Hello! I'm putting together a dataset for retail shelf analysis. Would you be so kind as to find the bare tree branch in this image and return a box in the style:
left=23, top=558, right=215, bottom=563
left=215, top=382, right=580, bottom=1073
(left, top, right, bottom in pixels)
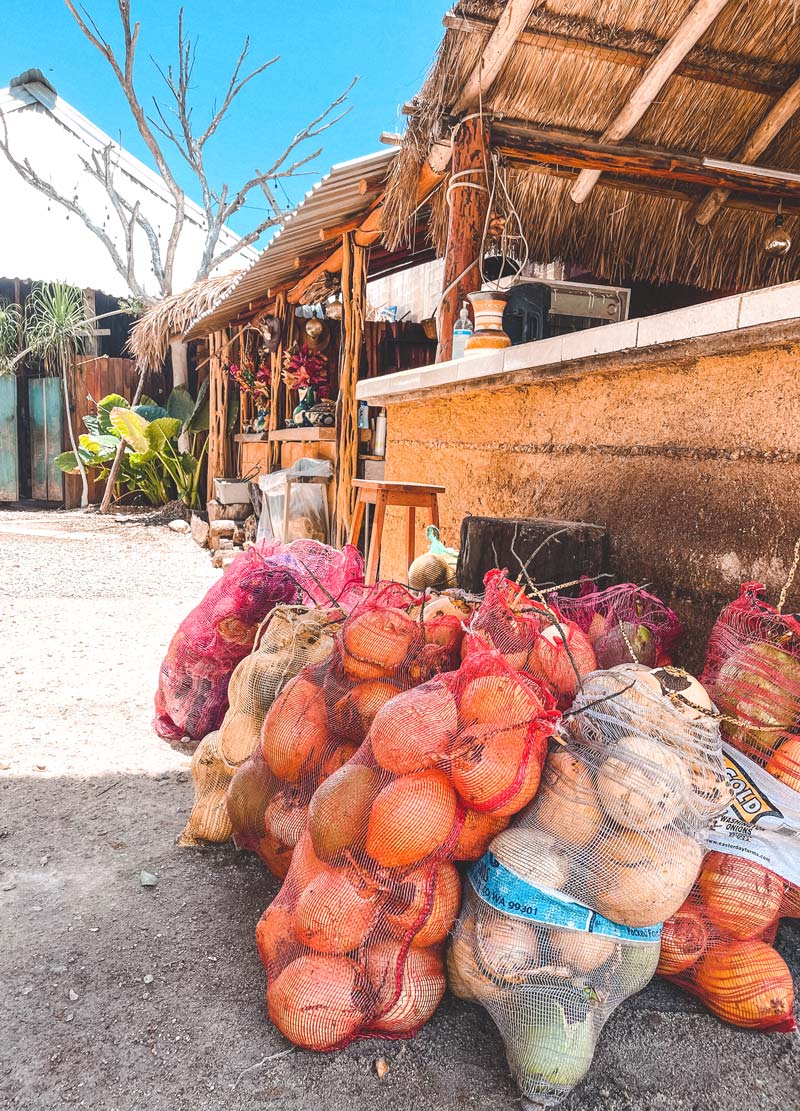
left=0, top=109, right=152, bottom=303
left=65, top=0, right=185, bottom=292
left=0, top=2, right=357, bottom=302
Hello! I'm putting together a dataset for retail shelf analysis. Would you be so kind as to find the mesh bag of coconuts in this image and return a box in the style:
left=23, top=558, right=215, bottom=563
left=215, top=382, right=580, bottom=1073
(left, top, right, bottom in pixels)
left=549, top=579, right=685, bottom=669
left=153, top=539, right=364, bottom=748
left=178, top=604, right=347, bottom=846
left=448, top=665, right=731, bottom=1106
left=227, top=585, right=475, bottom=878
left=256, top=646, right=560, bottom=1049
left=653, top=582, right=800, bottom=1032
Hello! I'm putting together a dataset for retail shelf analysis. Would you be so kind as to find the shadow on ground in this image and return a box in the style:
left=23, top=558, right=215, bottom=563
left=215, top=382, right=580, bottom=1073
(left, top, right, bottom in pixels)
left=2, top=770, right=799, bottom=1111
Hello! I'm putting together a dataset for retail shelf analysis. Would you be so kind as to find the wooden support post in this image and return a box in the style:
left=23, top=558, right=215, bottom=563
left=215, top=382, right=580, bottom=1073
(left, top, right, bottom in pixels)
left=436, top=115, right=490, bottom=363
left=334, top=232, right=367, bottom=547
left=206, top=330, right=229, bottom=504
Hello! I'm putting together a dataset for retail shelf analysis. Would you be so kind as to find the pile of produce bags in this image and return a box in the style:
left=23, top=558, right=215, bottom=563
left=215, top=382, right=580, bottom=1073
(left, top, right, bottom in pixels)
left=658, top=582, right=799, bottom=1030
left=256, top=648, right=560, bottom=1049
left=179, top=605, right=344, bottom=846
left=228, top=586, right=471, bottom=877
left=153, top=540, right=363, bottom=747
left=448, top=664, right=729, bottom=1105
left=550, top=579, right=685, bottom=668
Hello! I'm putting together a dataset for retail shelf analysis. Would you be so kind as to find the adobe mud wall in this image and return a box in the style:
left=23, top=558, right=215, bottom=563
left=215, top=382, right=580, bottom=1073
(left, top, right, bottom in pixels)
left=378, top=340, right=800, bottom=670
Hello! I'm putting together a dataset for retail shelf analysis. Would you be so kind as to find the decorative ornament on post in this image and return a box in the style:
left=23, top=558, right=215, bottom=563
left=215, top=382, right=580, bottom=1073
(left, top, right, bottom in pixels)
left=763, top=200, right=792, bottom=258
left=463, top=153, right=530, bottom=355
left=228, top=354, right=271, bottom=432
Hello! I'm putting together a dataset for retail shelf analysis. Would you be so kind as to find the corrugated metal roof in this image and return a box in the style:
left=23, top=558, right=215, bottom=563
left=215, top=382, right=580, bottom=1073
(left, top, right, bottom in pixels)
left=185, top=148, right=397, bottom=337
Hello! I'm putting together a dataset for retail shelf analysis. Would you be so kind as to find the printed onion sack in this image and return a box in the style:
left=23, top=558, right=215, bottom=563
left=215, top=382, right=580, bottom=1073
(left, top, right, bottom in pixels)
left=256, top=649, right=560, bottom=1049
left=448, top=664, right=729, bottom=1107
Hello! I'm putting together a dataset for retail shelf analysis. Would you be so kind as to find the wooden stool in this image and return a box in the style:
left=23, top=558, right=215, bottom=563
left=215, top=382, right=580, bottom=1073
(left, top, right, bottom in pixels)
left=348, top=479, right=445, bottom=585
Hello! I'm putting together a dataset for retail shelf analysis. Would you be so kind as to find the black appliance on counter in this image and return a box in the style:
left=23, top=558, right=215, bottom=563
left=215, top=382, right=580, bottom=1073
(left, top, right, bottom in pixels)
left=502, top=283, right=552, bottom=345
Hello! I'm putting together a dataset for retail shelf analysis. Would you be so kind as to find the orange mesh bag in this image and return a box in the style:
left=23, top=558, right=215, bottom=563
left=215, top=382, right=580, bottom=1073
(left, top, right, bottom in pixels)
left=462, top=570, right=597, bottom=708
left=178, top=605, right=344, bottom=846
left=548, top=579, right=685, bottom=667
left=153, top=540, right=364, bottom=749
left=256, top=649, right=560, bottom=1050
left=448, top=664, right=729, bottom=1106
left=701, top=581, right=800, bottom=919
left=658, top=739, right=799, bottom=1030
left=228, top=587, right=473, bottom=878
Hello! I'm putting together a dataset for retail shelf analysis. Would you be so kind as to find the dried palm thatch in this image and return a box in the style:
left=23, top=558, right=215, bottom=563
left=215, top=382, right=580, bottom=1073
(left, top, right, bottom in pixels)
left=127, top=271, right=243, bottom=369
left=383, top=0, right=800, bottom=291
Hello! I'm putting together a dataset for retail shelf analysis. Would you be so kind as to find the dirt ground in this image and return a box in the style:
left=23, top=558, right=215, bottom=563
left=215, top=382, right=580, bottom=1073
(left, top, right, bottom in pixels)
left=1, top=508, right=799, bottom=1111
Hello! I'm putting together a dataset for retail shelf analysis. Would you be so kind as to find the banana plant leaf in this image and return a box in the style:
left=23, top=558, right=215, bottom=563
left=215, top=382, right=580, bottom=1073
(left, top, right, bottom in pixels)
left=134, top=404, right=169, bottom=422
left=166, top=386, right=196, bottom=428
left=185, top=378, right=210, bottom=433
left=145, top=416, right=182, bottom=454
left=79, top=432, right=119, bottom=461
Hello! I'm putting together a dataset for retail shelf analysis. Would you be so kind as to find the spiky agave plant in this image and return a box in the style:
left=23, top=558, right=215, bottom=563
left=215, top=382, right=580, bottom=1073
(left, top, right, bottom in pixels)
left=24, top=282, right=94, bottom=506
left=0, top=299, right=22, bottom=376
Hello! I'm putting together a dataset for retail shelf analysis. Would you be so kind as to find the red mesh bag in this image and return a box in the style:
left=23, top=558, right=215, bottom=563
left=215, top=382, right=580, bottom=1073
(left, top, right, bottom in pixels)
left=462, top=570, right=597, bottom=708
left=549, top=579, right=685, bottom=668
left=153, top=540, right=364, bottom=749
left=659, top=593, right=800, bottom=1031
left=227, top=588, right=473, bottom=878
left=255, top=649, right=560, bottom=1050
left=701, top=582, right=800, bottom=771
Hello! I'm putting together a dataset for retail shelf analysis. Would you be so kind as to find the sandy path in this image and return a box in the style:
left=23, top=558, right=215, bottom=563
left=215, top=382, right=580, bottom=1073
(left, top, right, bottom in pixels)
left=0, top=509, right=798, bottom=1111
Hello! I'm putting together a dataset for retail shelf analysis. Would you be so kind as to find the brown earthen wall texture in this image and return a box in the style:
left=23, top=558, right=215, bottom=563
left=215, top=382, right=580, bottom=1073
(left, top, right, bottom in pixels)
left=380, top=341, right=800, bottom=669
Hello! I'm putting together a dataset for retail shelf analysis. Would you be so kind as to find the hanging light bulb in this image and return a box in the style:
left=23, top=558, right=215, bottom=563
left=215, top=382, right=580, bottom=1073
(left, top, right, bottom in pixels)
left=763, top=200, right=792, bottom=257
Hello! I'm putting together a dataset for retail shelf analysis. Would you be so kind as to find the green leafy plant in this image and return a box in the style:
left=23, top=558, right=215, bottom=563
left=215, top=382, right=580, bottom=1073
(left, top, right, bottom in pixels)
left=0, top=299, right=22, bottom=376
left=55, top=383, right=215, bottom=509
left=24, top=282, right=94, bottom=505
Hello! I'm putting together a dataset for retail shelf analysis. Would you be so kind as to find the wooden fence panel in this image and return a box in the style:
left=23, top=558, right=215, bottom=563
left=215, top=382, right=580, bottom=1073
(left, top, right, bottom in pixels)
left=64, top=357, right=138, bottom=508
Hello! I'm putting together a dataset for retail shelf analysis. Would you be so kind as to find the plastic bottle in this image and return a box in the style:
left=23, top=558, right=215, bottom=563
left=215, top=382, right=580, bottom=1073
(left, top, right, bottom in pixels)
left=374, top=410, right=387, bottom=457
left=357, top=400, right=370, bottom=429
left=451, top=302, right=473, bottom=360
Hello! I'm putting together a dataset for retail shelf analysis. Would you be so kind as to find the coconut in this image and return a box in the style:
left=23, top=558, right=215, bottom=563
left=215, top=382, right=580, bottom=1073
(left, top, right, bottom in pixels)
left=533, top=750, right=604, bottom=849
left=342, top=608, right=421, bottom=681
left=490, top=828, right=571, bottom=892
left=596, top=733, right=691, bottom=831
left=588, top=828, right=702, bottom=927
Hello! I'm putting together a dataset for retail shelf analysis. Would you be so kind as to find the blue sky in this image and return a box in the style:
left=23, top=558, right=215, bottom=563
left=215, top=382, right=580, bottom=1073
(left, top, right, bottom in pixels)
left=1, top=0, right=445, bottom=236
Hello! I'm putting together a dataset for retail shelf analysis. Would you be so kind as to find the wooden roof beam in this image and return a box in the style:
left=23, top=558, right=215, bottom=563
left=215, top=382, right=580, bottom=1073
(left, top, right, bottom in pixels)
left=287, top=166, right=444, bottom=304
left=492, top=121, right=800, bottom=200
left=452, top=0, right=541, bottom=114
left=499, top=156, right=800, bottom=220
left=694, top=73, right=800, bottom=224
left=442, top=11, right=790, bottom=98
left=570, top=0, right=733, bottom=204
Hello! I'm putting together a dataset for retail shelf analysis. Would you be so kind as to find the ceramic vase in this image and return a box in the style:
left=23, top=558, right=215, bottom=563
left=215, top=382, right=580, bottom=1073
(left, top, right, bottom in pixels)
left=465, top=290, right=512, bottom=354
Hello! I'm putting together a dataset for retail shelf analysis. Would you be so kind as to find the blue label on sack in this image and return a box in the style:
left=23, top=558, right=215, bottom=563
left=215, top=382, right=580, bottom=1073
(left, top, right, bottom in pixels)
left=469, top=852, right=662, bottom=944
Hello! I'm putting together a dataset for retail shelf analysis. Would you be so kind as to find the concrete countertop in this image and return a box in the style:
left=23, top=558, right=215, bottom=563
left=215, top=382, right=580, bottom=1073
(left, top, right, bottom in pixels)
left=356, top=279, right=800, bottom=406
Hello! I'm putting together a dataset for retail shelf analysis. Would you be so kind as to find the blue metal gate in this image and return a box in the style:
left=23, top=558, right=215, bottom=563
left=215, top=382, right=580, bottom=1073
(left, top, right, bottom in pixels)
left=28, top=377, right=63, bottom=502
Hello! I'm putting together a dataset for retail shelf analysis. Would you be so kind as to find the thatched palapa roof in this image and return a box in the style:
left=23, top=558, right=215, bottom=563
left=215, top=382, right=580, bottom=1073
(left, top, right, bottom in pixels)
left=127, top=270, right=243, bottom=368
left=384, top=1, right=800, bottom=292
